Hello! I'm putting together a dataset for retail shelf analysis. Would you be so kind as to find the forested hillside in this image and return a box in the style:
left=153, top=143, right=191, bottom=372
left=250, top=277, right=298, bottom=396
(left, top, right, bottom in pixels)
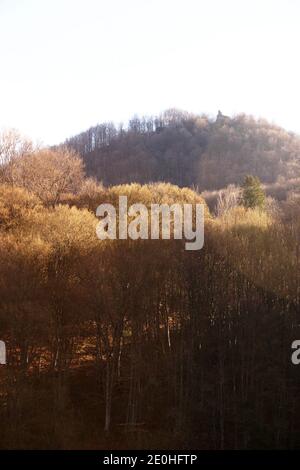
left=64, top=109, right=300, bottom=190
left=1, top=136, right=300, bottom=449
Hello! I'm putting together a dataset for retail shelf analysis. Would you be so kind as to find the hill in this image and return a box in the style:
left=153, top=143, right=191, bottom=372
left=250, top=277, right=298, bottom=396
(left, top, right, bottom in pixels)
left=64, top=109, right=300, bottom=190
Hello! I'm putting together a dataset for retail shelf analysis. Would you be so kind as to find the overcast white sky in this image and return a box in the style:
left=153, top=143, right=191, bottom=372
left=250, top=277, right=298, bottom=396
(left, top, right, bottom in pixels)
left=0, top=0, right=299, bottom=145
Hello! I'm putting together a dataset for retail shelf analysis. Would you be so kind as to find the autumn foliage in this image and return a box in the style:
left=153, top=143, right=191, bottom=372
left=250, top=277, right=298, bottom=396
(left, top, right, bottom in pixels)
left=0, top=130, right=299, bottom=450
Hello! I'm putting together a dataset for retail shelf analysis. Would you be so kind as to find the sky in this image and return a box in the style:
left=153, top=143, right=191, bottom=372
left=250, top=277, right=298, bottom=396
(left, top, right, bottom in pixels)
left=0, top=0, right=300, bottom=145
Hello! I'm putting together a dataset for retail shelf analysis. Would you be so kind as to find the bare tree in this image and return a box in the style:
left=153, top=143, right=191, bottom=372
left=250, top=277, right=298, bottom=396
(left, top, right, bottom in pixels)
left=216, top=184, right=242, bottom=217
left=0, top=129, right=33, bottom=183
left=10, top=147, right=85, bottom=205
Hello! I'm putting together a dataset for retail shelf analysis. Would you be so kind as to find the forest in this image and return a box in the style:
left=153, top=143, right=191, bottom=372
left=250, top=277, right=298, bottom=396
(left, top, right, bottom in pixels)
left=64, top=109, right=300, bottom=192
left=0, top=126, right=300, bottom=450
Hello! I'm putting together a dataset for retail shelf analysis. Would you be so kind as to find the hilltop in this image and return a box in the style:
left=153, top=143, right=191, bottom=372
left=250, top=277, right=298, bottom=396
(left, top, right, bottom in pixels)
left=64, top=109, right=300, bottom=191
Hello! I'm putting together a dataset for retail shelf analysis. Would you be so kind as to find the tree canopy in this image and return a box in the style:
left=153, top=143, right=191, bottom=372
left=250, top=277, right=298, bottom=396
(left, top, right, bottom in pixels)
left=64, top=109, right=300, bottom=190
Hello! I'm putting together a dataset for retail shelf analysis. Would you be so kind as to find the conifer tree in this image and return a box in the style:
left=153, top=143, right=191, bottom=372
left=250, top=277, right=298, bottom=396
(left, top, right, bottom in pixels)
left=242, top=175, right=265, bottom=209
